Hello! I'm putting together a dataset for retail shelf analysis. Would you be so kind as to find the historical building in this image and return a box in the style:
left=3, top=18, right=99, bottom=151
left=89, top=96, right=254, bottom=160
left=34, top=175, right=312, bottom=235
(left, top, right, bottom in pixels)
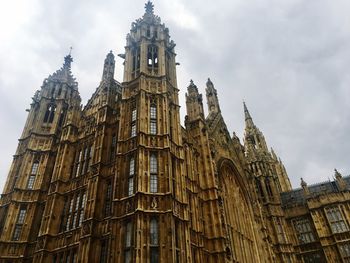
left=1, top=2, right=350, bottom=262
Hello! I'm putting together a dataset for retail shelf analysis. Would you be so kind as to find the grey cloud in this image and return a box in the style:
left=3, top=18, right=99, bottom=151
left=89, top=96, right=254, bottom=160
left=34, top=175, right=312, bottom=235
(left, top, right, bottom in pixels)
left=0, top=0, right=349, bottom=190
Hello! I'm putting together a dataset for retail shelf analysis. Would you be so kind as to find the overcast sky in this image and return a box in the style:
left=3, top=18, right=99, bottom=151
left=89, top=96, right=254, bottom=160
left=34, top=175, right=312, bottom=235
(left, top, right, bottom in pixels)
left=0, top=0, right=349, bottom=191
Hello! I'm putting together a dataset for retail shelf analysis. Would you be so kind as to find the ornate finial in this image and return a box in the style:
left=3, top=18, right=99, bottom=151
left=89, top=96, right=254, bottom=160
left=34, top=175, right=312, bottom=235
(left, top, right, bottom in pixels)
left=145, top=1, right=154, bottom=14
left=63, top=54, right=73, bottom=69
left=190, top=79, right=194, bottom=85
left=69, top=46, right=73, bottom=55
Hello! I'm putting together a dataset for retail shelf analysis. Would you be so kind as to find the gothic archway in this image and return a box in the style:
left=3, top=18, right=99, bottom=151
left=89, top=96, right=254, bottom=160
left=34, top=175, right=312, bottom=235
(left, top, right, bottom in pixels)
left=218, top=159, right=260, bottom=263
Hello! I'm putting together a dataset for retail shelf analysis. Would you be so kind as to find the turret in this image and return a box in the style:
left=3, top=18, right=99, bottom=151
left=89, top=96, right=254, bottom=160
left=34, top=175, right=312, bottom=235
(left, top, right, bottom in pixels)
left=185, top=80, right=204, bottom=122
left=206, top=78, right=221, bottom=115
left=102, top=50, right=115, bottom=81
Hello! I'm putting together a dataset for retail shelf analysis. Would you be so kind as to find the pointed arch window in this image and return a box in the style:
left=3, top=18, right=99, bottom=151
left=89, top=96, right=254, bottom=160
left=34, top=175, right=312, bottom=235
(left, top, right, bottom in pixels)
left=147, top=45, right=158, bottom=71
left=150, top=100, right=157, bottom=135
left=44, top=104, right=56, bottom=123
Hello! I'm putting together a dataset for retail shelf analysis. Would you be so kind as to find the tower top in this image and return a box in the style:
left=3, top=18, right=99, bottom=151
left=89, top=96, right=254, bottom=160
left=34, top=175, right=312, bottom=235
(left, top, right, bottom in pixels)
left=145, top=1, right=154, bottom=14
left=46, top=53, right=77, bottom=89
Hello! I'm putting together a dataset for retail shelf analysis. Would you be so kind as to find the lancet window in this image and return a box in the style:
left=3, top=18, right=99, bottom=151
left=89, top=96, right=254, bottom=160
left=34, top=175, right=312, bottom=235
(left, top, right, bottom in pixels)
left=293, top=217, right=316, bottom=244
left=124, top=221, right=133, bottom=263
left=128, top=156, right=135, bottom=196
left=43, top=104, right=56, bottom=123
left=131, top=47, right=140, bottom=78
left=147, top=45, right=158, bottom=72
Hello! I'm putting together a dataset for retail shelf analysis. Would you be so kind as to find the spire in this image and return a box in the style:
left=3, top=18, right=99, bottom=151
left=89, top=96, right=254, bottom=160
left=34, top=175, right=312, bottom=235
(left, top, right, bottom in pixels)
left=243, top=101, right=254, bottom=127
left=206, top=78, right=221, bottom=115
left=243, top=102, right=269, bottom=153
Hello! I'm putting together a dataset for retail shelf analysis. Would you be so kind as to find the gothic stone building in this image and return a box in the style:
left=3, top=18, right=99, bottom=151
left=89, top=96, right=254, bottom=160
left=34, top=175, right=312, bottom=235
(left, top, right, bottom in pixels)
left=1, top=2, right=350, bottom=263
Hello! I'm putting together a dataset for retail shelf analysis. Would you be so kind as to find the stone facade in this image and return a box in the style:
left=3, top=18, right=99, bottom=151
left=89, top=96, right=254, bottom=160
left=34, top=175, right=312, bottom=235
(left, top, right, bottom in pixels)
left=0, top=2, right=349, bottom=262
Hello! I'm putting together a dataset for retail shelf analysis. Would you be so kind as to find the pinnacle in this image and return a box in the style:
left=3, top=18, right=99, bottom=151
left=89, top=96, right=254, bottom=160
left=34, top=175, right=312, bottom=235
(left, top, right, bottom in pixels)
left=243, top=101, right=253, bottom=121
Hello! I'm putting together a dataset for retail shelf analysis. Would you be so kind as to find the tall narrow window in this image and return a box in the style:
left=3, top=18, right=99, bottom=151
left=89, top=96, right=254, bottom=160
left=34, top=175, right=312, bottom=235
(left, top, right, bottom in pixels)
left=147, top=45, right=158, bottom=70
left=124, top=221, right=133, bottom=263
left=31, top=161, right=39, bottom=175
left=293, top=218, right=316, bottom=244
left=131, top=105, right=137, bottom=137
left=100, top=239, right=108, bottom=263
left=265, top=177, right=274, bottom=200
left=58, top=110, right=65, bottom=127
left=104, top=180, right=112, bottom=217
left=87, top=144, right=94, bottom=172
left=78, top=192, right=86, bottom=227
left=326, top=206, right=349, bottom=233
left=60, top=197, right=68, bottom=232
left=255, top=178, right=265, bottom=202
left=110, top=134, right=117, bottom=161
left=274, top=217, right=286, bottom=243
left=150, top=153, right=158, bottom=193
left=12, top=205, right=27, bottom=241
left=150, top=218, right=159, bottom=263
left=128, top=157, right=135, bottom=196
left=131, top=47, right=140, bottom=78
left=44, top=104, right=56, bottom=123
left=339, top=242, right=350, bottom=262
left=27, top=161, right=39, bottom=189
left=74, top=150, right=83, bottom=177
left=66, top=198, right=74, bottom=231
left=150, top=103, right=157, bottom=135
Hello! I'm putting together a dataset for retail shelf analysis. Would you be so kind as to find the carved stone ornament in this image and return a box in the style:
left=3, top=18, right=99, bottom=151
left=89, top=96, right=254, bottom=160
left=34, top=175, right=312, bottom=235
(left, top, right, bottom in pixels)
left=151, top=196, right=158, bottom=209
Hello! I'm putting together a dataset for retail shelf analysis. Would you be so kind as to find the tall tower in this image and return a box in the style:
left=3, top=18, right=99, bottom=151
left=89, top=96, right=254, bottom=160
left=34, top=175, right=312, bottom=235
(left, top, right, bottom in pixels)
left=243, top=102, right=294, bottom=262
left=0, top=54, right=81, bottom=259
left=112, top=2, right=189, bottom=262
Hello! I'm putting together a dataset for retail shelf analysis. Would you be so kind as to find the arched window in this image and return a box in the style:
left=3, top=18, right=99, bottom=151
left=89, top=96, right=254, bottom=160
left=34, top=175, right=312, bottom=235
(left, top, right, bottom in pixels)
left=43, top=104, right=56, bottom=123
left=147, top=45, right=158, bottom=70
